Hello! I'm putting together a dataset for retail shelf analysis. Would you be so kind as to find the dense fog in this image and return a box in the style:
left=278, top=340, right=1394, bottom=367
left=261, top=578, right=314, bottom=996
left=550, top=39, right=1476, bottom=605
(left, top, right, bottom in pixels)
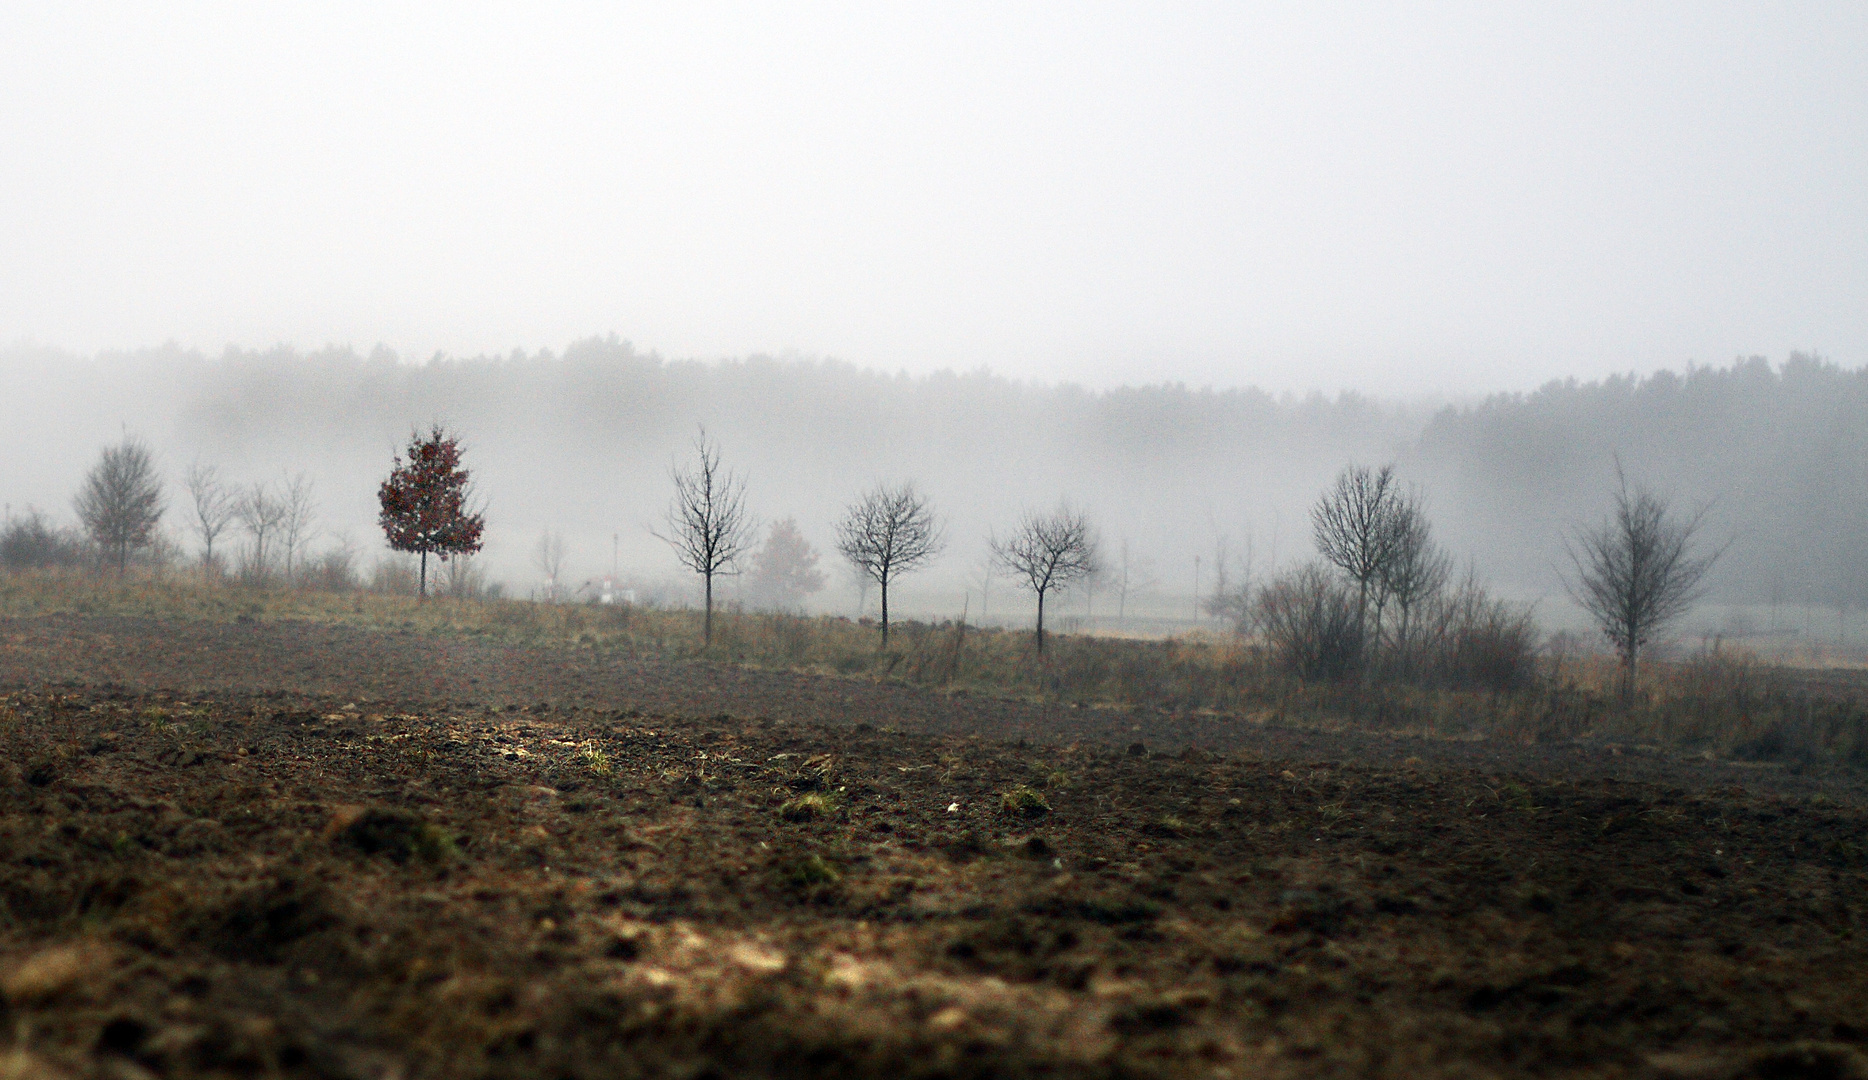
left=4, top=340, right=1862, bottom=640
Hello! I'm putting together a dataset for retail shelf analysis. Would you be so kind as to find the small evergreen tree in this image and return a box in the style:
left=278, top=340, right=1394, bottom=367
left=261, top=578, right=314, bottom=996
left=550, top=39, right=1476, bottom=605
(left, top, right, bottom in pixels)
left=749, top=518, right=827, bottom=611
left=74, top=437, right=165, bottom=575
left=377, top=425, right=485, bottom=597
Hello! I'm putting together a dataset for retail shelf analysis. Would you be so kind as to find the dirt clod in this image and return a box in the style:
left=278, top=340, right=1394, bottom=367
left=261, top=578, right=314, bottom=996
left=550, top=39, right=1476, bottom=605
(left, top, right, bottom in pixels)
left=2, top=944, right=99, bottom=1006
left=329, top=807, right=456, bottom=863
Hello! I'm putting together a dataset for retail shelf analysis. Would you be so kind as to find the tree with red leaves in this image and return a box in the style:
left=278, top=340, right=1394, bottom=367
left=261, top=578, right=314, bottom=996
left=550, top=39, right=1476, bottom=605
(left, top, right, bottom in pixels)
left=377, top=425, right=485, bottom=598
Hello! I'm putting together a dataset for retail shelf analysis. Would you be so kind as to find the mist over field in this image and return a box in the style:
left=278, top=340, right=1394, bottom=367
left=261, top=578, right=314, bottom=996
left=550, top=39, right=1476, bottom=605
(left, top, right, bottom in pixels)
left=4, top=4, right=1864, bottom=647
left=10, top=10, right=1868, bottom=1076
left=5, top=339, right=1864, bottom=641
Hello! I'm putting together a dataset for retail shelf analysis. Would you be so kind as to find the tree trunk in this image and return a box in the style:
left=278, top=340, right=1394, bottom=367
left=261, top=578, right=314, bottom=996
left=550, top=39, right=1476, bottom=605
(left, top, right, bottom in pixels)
left=1354, top=580, right=1370, bottom=676
left=880, top=573, right=890, bottom=647
left=704, top=571, right=714, bottom=647
left=419, top=551, right=428, bottom=598
left=1035, top=590, right=1047, bottom=654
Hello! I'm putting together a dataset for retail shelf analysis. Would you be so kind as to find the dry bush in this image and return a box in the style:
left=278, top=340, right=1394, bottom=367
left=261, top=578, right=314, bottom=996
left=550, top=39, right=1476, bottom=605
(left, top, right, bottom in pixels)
left=1630, top=650, right=1868, bottom=766
left=1505, top=644, right=1868, bottom=768
left=300, top=546, right=361, bottom=593
left=1254, top=563, right=1362, bottom=681
left=1248, top=561, right=1536, bottom=694
left=370, top=554, right=420, bottom=596
left=0, top=512, right=91, bottom=572
left=438, top=554, right=494, bottom=599
left=1411, top=577, right=1540, bottom=692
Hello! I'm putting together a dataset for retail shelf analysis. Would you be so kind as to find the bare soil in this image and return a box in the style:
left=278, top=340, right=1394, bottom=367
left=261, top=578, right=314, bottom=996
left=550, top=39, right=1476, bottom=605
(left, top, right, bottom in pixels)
left=2, top=614, right=1867, bottom=1079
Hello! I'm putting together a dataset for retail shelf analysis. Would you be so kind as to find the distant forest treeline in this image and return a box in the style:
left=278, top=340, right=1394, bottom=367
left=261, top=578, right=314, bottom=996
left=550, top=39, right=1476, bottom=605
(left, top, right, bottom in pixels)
left=1, top=340, right=1860, bottom=620
left=1415, top=354, right=1868, bottom=609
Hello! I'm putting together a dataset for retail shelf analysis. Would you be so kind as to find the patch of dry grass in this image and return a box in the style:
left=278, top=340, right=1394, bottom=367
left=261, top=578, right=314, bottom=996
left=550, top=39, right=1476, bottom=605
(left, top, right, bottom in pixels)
left=7, top=569, right=1868, bottom=768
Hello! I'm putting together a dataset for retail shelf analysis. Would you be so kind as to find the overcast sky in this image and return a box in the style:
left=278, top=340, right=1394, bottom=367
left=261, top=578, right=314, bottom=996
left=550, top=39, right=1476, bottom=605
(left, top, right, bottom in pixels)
left=2, top=3, right=1863, bottom=396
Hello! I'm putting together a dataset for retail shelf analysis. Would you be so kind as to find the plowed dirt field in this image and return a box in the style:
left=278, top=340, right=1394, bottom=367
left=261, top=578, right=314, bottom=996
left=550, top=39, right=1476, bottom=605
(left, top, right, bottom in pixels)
left=2, top=614, right=1866, bottom=1079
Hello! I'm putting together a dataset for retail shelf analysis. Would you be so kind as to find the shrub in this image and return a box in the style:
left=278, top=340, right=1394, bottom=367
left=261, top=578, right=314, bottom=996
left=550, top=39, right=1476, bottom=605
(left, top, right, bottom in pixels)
left=438, top=553, right=494, bottom=599
left=0, top=511, right=90, bottom=571
left=1414, top=576, right=1540, bottom=692
left=370, top=554, right=420, bottom=595
left=300, top=545, right=361, bottom=593
left=1255, top=563, right=1362, bottom=681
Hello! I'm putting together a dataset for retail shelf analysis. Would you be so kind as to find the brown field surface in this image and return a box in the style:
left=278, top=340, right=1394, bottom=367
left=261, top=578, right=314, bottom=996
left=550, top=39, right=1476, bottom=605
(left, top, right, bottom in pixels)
left=3, top=613, right=1867, bottom=1078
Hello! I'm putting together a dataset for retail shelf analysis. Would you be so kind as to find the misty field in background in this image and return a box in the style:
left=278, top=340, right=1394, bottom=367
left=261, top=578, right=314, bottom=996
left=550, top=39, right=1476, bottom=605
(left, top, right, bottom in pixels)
left=5, top=417, right=1858, bottom=771
left=7, top=342, right=1867, bottom=774
left=4, top=566, right=1864, bottom=774
left=7, top=343, right=1868, bottom=635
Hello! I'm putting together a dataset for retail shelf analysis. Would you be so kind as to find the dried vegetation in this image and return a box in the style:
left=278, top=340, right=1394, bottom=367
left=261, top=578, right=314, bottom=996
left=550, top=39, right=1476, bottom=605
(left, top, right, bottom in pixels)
left=7, top=571, right=1868, bottom=771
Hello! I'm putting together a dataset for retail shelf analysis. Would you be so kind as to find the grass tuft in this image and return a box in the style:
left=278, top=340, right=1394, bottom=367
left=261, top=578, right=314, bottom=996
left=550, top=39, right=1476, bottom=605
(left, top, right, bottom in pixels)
left=999, top=785, right=1051, bottom=818
left=580, top=742, right=613, bottom=777
left=778, top=853, right=841, bottom=892
left=779, top=793, right=836, bottom=823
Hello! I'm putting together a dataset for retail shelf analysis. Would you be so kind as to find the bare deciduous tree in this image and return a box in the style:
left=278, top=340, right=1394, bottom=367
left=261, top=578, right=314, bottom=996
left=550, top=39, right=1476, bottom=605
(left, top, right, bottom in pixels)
left=1377, top=493, right=1452, bottom=671
left=844, top=560, right=874, bottom=620
left=1203, top=533, right=1256, bottom=635
left=183, top=461, right=237, bottom=577
left=1079, top=561, right=1110, bottom=625
left=442, top=550, right=489, bottom=598
left=1565, top=468, right=1723, bottom=701
left=1114, top=538, right=1157, bottom=628
left=533, top=529, right=567, bottom=601
left=1311, top=464, right=1406, bottom=654
left=970, top=553, right=997, bottom=624
left=237, top=482, right=287, bottom=582
left=836, top=482, right=944, bottom=646
left=991, top=503, right=1098, bottom=654
left=279, top=473, right=318, bottom=585
left=73, top=437, right=166, bottom=575
left=654, top=429, right=755, bottom=647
